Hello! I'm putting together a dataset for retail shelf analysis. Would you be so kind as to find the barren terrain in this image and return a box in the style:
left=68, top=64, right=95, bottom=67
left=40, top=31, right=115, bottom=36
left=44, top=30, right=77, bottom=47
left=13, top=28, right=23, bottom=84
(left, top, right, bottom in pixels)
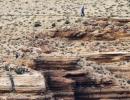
left=1, top=0, right=130, bottom=100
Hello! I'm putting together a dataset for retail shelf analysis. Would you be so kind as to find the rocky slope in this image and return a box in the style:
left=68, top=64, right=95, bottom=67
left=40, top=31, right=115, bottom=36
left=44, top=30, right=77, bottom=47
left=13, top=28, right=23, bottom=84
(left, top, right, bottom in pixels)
left=1, top=0, right=130, bottom=100
left=0, top=17, right=130, bottom=99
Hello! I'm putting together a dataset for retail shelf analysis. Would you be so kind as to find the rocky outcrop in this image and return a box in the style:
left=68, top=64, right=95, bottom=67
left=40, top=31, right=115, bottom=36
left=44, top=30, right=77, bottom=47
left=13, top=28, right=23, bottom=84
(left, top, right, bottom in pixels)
left=0, top=69, right=53, bottom=100
left=34, top=56, right=80, bottom=100
left=33, top=52, right=130, bottom=100
left=1, top=16, right=130, bottom=99
left=51, top=18, right=130, bottom=41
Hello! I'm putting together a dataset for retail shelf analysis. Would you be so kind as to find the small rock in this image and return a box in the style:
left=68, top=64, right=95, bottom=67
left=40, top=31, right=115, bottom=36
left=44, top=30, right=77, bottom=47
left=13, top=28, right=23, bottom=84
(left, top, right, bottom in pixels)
left=31, top=47, right=42, bottom=54
left=20, top=47, right=30, bottom=52
left=52, top=23, right=56, bottom=28
left=65, top=20, right=70, bottom=24
left=85, top=25, right=95, bottom=32
left=41, top=45, right=52, bottom=54
left=34, top=21, right=41, bottom=27
left=97, top=20, right=108, bottom=27
left=113, top=26, right=120, bottom=32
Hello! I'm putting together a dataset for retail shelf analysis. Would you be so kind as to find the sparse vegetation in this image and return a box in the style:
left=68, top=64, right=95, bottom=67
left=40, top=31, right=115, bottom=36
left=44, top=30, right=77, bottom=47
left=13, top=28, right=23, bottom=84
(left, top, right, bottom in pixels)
left=65, top=20, right=70, bottom=24
left=15, top=67, right=29, bottom=74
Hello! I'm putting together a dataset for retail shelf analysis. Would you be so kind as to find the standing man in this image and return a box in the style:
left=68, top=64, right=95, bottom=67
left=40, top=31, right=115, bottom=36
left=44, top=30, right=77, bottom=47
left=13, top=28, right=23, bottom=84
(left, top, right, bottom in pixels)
left=80, top=5, right=85, bottom=17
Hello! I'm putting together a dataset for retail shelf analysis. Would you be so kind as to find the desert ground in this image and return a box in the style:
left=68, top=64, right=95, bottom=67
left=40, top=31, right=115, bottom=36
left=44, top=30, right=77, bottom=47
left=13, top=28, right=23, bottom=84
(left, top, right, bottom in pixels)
left=0, top=0, right=130, bottom=100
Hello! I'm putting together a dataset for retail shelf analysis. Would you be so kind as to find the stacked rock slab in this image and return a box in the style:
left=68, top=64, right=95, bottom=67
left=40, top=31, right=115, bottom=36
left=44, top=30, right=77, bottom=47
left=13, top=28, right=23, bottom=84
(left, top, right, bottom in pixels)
left=0, top=69, right=53, bottom=100
left=74, top=52, right=130, bottom=100
left=34, top=56, right=80, bottom=100
left=34, top=53, right=130, bottom=100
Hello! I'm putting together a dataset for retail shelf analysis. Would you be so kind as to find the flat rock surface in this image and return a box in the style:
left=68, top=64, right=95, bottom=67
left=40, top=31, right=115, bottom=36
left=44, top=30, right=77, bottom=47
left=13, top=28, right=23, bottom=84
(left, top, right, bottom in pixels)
left=12, top=70, right=46, bottom=93
left=0, top=72, right=12, bottom=92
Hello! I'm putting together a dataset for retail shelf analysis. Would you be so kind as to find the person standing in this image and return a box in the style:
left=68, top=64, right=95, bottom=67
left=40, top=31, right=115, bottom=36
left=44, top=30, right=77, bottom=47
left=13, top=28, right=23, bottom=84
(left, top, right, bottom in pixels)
left=80, top=5, right=85, bottom=17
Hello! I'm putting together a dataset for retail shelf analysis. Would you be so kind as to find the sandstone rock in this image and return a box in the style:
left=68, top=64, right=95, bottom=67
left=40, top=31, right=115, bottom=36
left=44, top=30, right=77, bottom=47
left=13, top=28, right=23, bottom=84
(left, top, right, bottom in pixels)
left=40, top=45, right=52, bottom=54
left=48, top=77, right=75, bottom=92
left=97, top=20, right=109, bottom=27
left=0, top=93, right=54, bottom=100
left=1, top=15, right=130, bottom=100
left=0, top=72, right=12, bottom=92
left=111, top=18, right=130, bottom=23
left=112, top=21, right=124, bottom=26
left=34, top=56, right=79, bottom=65
left=125, top=22, right=130, bottom=29
left=19, top=47, right=31, bottom=52
left=113, top=25, right=120, bottom=32
left=85, top=25, right=95, bottom=32
left=31, top=47, right=42, bottom=54
left=12, top=70, right=46, bottom=93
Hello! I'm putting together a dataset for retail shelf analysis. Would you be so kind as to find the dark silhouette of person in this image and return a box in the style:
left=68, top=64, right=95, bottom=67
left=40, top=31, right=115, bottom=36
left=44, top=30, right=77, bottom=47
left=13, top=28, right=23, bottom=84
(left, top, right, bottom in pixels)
left=15, top=52, right=19, bottom=59
left=80, top=5, right=85, bottom=16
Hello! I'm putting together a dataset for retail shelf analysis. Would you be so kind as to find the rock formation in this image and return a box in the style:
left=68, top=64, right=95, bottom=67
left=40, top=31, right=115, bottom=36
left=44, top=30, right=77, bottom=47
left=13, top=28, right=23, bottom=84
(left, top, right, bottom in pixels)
left=1, top=17, right=130, bottom=100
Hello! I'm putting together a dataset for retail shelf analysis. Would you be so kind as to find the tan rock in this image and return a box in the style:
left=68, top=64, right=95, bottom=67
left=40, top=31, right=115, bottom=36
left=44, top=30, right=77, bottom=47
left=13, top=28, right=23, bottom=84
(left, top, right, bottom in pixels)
left=12, top=70, right=46, bottom=93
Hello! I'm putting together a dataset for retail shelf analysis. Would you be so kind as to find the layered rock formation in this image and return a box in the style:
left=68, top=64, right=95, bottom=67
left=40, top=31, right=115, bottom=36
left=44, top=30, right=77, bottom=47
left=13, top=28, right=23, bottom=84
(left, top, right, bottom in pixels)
left=33, top=52, right=130, bottom=100
left=31, top=18, right=130, bottom=100
left=1, top=0, right=130, bottom=99
left=1, top=17, right=130, bottom=100
left=0, top=69, right=53, bottom=99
